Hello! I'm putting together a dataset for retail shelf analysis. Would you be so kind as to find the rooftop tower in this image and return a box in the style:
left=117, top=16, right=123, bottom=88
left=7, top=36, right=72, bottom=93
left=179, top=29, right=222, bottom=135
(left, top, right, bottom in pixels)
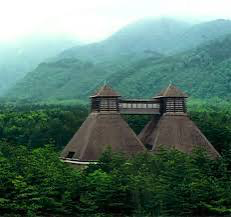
left=61, top=85, right=145, bottom=162
left=139, top=84, right=219, bottom=158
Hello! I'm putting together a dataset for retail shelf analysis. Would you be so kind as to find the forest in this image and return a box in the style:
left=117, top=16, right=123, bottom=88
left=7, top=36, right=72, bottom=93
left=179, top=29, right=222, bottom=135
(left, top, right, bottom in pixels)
left=0, top=99, right=231, bottom=217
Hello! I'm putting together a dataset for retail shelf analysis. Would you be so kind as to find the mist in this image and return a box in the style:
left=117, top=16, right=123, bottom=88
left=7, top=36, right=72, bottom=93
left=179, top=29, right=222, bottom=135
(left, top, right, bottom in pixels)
left=1, top=0, right=231, bottom=43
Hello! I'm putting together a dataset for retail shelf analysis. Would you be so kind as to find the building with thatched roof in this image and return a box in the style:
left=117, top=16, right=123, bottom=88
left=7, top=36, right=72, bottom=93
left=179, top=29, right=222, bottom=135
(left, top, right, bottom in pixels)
left=61, top=85, right=145, bottom=162
left=139, top=84, right=220, bottom=158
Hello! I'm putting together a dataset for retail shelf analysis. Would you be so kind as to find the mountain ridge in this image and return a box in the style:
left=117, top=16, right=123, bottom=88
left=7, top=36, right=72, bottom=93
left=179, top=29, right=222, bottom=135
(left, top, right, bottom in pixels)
left=4, top=18, right=231, bottom=102
left=0, top=33, right=82, bottom=94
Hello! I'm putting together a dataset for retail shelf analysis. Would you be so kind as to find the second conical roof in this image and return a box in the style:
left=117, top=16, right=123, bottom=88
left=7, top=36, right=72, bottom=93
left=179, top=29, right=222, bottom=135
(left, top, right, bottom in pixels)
left=138, top=113, right=219, bottom=159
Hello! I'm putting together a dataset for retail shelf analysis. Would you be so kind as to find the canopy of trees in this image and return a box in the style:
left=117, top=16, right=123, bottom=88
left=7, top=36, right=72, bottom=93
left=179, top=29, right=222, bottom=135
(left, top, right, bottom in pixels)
left=0, top=100, right=230, bottom=216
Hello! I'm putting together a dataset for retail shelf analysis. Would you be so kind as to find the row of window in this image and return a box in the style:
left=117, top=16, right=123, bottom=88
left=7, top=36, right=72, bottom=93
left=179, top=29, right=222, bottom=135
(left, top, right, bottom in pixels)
left=119, top=103, right=160, bottom=109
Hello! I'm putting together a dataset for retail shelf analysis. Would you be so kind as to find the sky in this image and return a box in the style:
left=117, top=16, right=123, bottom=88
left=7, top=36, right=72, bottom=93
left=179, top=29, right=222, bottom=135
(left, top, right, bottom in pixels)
left=0, top=0, right=231, bottom=42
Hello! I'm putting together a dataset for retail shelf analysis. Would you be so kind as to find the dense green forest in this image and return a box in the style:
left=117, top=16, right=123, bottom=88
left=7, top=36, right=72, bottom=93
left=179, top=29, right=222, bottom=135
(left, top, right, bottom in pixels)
left=0, top=100, right=231, bottom=216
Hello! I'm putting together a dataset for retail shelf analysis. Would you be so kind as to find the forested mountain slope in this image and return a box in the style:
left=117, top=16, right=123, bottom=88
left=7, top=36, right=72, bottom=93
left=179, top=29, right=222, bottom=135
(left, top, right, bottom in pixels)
left=0, top=34, right=81, bottom=94
left=59, top=19, right=231, bottom=62
left=108, top=35, right=231, bottom=99
left=59, top=18, right=190, bottom=62
left=6, top=34, right=231, bottom=101
left=6, top=59, right=110, bottom=101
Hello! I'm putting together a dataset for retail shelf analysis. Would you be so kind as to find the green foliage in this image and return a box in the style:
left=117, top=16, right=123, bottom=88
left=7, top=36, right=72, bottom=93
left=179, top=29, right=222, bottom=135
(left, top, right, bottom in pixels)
left=0, top=100, right=230, bottom=153
left=0, top=144, right=82, bottom=217
left=108, top=34, right=231, bottom=99
left=0, top=101, right=230, bottom=216
left=6, top=35, right=231, bottom=102
left=0, top=104, right=87, bottom=149
left=5, top=58, right=112, bottom=102
left=188, top=100, right=231, bottom=153
left=1, top=144, right=231, bottom=217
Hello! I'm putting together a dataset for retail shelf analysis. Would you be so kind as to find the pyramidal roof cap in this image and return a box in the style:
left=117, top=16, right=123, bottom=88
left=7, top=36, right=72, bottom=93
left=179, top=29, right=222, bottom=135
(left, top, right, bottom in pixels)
left=91, top=85, right=121, bottom=97
left=154, top=84, right=188, bottom=98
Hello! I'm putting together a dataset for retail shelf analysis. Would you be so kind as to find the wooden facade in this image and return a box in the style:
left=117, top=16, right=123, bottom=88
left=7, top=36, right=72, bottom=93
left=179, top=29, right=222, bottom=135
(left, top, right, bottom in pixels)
left=91, top=97, right=120, bottom=112
left=90, top=84, right=188, bottom=115
left=160, top=97, right=187, bottom=113
left=90, top=85, right=121, bottom=112
left=154, top=84, right=188, bottom=114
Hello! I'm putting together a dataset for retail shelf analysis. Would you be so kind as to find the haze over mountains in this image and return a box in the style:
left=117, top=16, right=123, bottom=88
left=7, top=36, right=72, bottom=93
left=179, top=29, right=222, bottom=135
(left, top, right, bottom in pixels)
left=4, top=18, right=231, bottom=102
left=59, top=18, right=231, bottom=61
left=0, top=34, right=81, bottom=94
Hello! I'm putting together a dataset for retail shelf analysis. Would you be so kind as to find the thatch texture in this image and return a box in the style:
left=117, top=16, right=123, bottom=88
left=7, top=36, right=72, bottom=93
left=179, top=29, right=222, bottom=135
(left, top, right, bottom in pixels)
left=138, top=115, right=161, bottom=147
left=139, top=113, right=220, bottom=158
left=61, top=112, right=145, bottom=161
left=91, top=85, right=121, bottom=97
left=155, top=84, right=188, bottom=98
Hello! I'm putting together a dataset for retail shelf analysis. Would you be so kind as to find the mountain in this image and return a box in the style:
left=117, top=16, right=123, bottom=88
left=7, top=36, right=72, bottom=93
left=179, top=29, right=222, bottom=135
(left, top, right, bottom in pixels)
left=4, top=19, right=231, bottom=102
left=5, top=59, right=110, bottom=101
left=58, top=18, right=190, bottom=62
left=0, top=33, right=82, bottom=94
left=107, top=35, right=231, bottom=99
left=172, top=19, right=231, bottom=52
left=6, top=33, right=231, bottom=102
left=59, top=18, right=231, bottom=62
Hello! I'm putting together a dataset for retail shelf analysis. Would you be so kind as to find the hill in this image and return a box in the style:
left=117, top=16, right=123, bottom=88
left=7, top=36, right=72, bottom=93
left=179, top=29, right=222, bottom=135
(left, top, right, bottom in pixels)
left=59, top=18, right=231, bottom=61
left=0, top=33, right=81, bottom=94
left=172, top=19, right=231, bottom=52
left=5, top=59, right=111, bottom=101
left=5, top=34, right=231, bottom=102
left=59, top=18, right=190, bottom=62
left=108, top=35, right=231, bottom=99
left=4, top=19, right=231, bottom=102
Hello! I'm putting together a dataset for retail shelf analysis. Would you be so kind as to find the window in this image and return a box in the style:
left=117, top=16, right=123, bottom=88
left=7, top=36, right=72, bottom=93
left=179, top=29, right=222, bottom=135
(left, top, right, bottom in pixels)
left=152, top=104, right=160, bottom=108
left=109, top=100, right=116, bottom=107
left=137, top=104, right=142, bottom=108
left=100, top=99, right=108, bottom=107
left=66, top=152, right=75, bottom=158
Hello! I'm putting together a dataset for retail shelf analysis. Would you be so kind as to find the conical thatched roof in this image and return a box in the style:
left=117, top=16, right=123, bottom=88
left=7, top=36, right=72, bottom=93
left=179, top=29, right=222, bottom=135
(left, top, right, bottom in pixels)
left=91, top=85, right=121, bottom=98
left=139, top=113, right=219, bottom=158
left=154, top=84, right=188, bottom=98
left=61, top=112, right=145, bottom=161
left=139, top=115, right=161, bottom=147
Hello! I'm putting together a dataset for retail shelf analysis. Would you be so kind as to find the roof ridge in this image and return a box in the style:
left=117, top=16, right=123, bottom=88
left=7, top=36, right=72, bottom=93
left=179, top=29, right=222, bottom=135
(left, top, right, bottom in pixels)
left=154, top=84, right=188, bottom=98
left=91, top=84, right=121, bottom=97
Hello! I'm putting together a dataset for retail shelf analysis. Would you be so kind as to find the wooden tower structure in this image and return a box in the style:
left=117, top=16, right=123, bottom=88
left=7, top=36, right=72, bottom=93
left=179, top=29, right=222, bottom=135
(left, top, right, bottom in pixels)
left=61, top=85, right=145, bottom=163
left=155, top=84, right=188, bottom=114
left=91, top=85, right=121, bottom=112
left=139, top=84, right=220, bottom=158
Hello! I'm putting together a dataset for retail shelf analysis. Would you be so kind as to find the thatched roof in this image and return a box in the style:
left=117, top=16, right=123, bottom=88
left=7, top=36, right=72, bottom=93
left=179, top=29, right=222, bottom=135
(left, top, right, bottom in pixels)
left=139, top=113, right=220, bottom=158
left=61, top=112, right=145, bottom=161
left=91, top=85, right=121, bottom=98
left=154, top=84, right=188, bottom=98
left=138, top=115, right=161, bottom=146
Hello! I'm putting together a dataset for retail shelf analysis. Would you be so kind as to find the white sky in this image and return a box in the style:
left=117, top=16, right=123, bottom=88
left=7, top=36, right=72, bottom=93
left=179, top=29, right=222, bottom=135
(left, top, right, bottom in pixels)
left=0, top=0, right=231, bottom=42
